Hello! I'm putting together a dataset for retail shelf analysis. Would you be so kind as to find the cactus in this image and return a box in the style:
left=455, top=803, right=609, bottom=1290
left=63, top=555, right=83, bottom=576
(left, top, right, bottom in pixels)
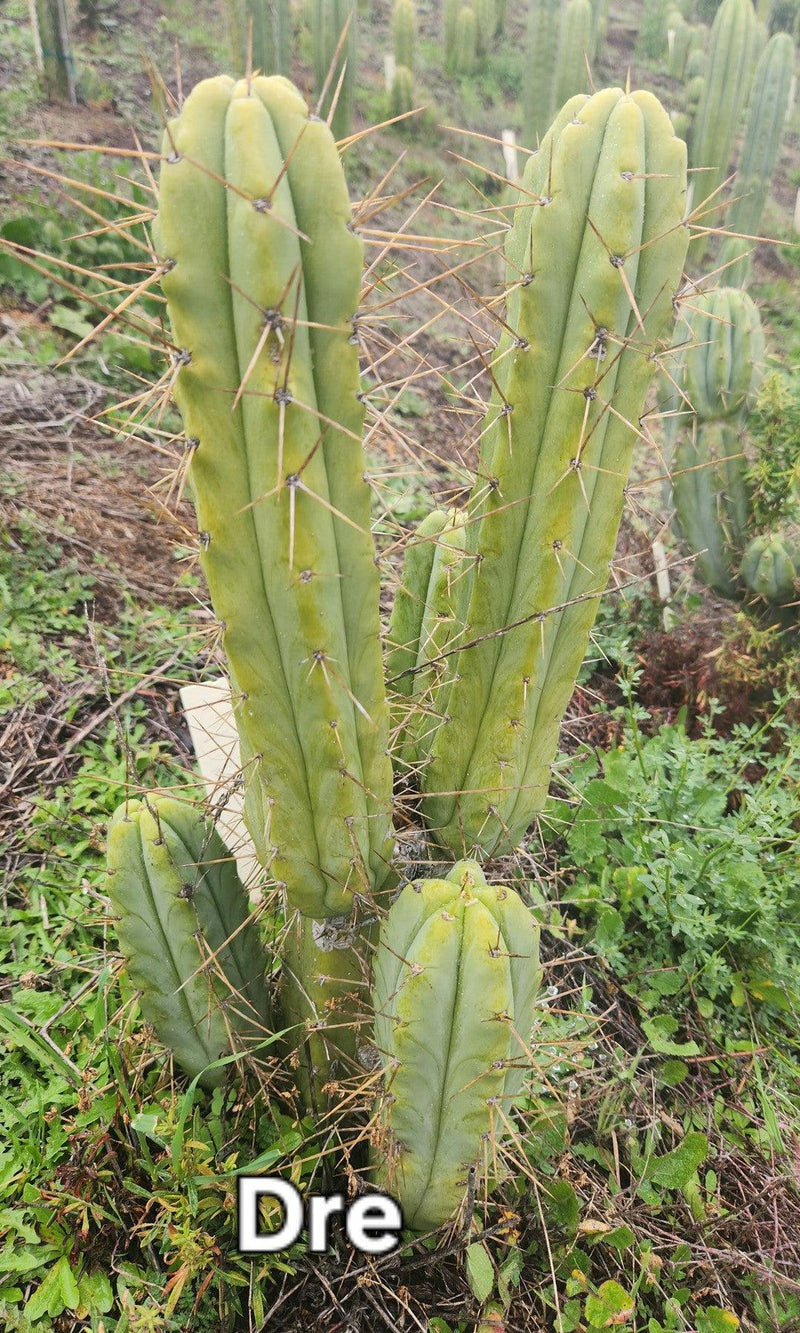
left=680, top=287, right=765, bottom=421
left=229, top=0, right=291, bottom=75
left=690, top=0, right=758, bottom=212
left=554, top=0, right=594, bottom=108
left=371, top=861, right=541, bottom=1229
left=417, top=88, right=689, bottom=859
left=154, top=76, right=393, bottom=922
left=637, top=0, right=670, bottom=59
left=591, top=0, right=610, bottom=59
left=672, top=421, right=753, bottom=597
left=685, top=45, right=707, bottom=78
left=475, top=0, right=497, bottom=55
left=393, top=0, right=416, bottom=72
left=740, top=528, right=800, bottom=604
left=390, top=62, right=415, bottom=116
left=453, top=5, right=478, bottom=73
left=444, top=0, right=461, bottom=69
left=387, top=508, right=470, bottom=772
left=523, top=0, right=561, bottom=145
left=724, top=33, right=795, bottom=285
left=667, top=10, right=692, bottom=76
left=311, top=0, right=357, bottom=138
left=106, top=797, right=270, bottom=1088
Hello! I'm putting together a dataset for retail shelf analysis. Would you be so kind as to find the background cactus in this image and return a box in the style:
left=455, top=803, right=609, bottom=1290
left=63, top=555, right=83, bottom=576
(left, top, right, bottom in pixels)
left=475, top=0, right=497, bottom=56
left=228, top=0, right=291, bottom=75
left=637, top=0, right=670, bottom=59
left=310, top=0, right=357, bottom=138
left=371, top=861, right=541, bottom=1229
left=393, top=0, right=416, bottom=72
left=679, top=287, right=765, bottom=421
left=444, top=0, right=460, bottom=70
left=453, top=5, right=477, bottom=74
left=723, top=32, right=795, bottom=285
left=390, top=62, right=415, bottom=116
left=415, top=88, right=689, bottom=859
left=554, top=0, right=594, bottom=109
left=667, top=9, right=692, bottom=76
left=523, top=0, right=561, bottom=145
left=106, top=797, right=270, bottom=1088
left=672, top=420, right=753, bottom=597
left=689, top=0, right=758, bottom=213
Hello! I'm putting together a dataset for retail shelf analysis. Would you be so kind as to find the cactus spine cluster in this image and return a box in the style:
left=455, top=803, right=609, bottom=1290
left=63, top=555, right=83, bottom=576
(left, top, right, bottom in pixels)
left=310, top=0, right=357, bottom=138
left=724, top=32, right=795, bottom=285
left=689, top=0, right=758, bottom=210
left=371, top=861, right=541, bottom=1229
left=106, top=798, right=270, bottom=1087
left=409, top=88, right=689, bottom=859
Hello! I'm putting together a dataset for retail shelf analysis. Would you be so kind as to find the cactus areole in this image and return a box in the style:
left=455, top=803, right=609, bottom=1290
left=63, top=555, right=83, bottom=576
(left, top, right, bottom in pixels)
left=154, top=76, right=394, bottom=920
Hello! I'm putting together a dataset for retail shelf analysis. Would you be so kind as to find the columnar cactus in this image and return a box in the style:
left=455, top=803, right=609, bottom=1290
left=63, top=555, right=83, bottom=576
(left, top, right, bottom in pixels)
left=371, top=861, right=541, bottom=1229
left=679, top=287, right=765, bottom=421
left=523, top=0, right=561, bottom=145
left=672, top=421, right=753, bottom=597
left=390, top=63, right=415, bottom=116
left=387, top=508, right=470, bottom=771
left=417, top=88, right=689, bottom=859
left=636, top=0, right=669, bottom=59
left=154, top=76, right=394, bottom=921
left=667, top=10, right=692, bottom=77
left=393, top=0, right=416, bottom=72
left=724, top=33, right=795, bottom=285
left=444, top=0, right=461, bottom=70
left=475, top=0, right=497, bottom=56
left=310, top=0, right=357, bottom=138
left=453, top=5, right=478, bottom=74
left=554, top=0, right=594, bottom=109
left=229, top=0, right=291, bottom=75
left=106, top=797, right=270, bottom=1087
left=689, top=0, right=758, bottom=211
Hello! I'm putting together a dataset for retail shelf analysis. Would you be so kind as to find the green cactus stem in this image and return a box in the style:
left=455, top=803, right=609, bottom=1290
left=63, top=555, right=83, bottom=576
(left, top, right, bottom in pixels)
left=154, top=76, right=393, bottom=920
left=393, top=0, right=416, bottom=72
left=724, top=33, right=795, bottom=285
left=444, top=0, right=461, bottom=70
left=679, top=287, right=765, bottom=421
left=475, top=0, right=497, bottom=57
left=311, top=0, right=357, bottom=139
left=689, top=0, right=758, bottom=214
left=106, top=797, right=270, bottom=1088
left=554, top=0, right=594, bottom=109
left=667, top=10, right=691, bottom=77
left=229, top=0, right=291, bottom=76
left=523, top=0, right=561, bottom=145
left=672, top=420, right=753, bottom=598
left=371, top=862, right=541, bottom=1229
left=636, top=0, right=669, bottom=59
left=740, top=528, right=800, bottom=605
left=453, top=5, right=478, bottom=74
left=390, top=63, right=415, bottom=116
left=419, top=88, right=689, bottom=859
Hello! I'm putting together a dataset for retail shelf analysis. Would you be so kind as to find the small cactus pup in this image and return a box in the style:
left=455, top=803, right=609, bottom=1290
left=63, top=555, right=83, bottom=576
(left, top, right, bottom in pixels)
left=740, top=528, right=800, bottom=607
left=419, top=87, right=689, bottom=860
left=154, top=75, right=393, bottom=922
left=371, top=862, right=541, bottom=1230
left=106, top=797, right=271, bottom=1088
